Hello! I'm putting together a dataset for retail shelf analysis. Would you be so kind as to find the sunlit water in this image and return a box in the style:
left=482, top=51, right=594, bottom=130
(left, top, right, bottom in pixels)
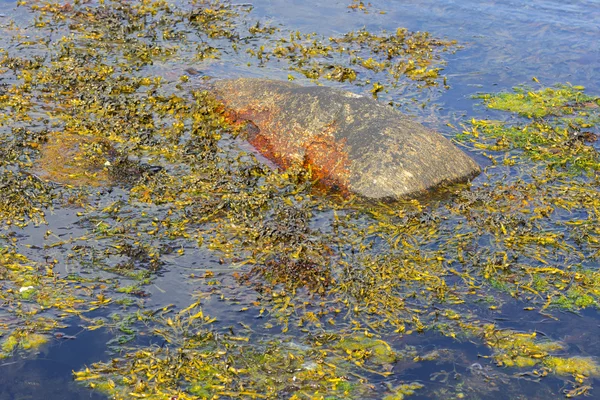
left=0, top=0, right=599, bottom=399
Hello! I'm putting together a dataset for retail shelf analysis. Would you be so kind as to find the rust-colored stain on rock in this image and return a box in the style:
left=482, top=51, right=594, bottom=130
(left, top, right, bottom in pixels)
left=225, top=99, right=352, bottom=193
left=301, top=124, right=351, bottom=193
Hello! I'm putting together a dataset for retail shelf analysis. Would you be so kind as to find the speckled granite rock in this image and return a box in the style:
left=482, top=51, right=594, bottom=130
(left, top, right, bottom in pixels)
left=214, top=78, right=480, bottom=199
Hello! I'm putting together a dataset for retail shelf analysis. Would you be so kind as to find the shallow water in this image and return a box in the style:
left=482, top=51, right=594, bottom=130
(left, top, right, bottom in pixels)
left=0, top=0, right=599, bottom=399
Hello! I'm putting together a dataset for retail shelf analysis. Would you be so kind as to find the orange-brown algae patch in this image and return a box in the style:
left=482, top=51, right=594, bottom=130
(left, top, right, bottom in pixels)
left=33, top=132, right=114, bottom=187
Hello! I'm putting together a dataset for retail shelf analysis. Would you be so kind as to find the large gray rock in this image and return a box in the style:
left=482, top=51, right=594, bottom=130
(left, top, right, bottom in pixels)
left=213, top=78, right=480, bottom=199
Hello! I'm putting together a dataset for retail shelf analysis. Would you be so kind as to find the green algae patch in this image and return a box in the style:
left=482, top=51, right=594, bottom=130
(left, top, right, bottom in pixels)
left=544, top=356, right=600, bottom=378
left=383, top=383, right=425, bottom=400
left=1, top=331, right=49, bottom=358
left=475, top=84, right=597, bottom=118
left=479, top=324, right=563, bottom=368
left=0, top=334, right=19, bottom=355
left=16, top=332, right=48, bottom=350
left=335, top=334, right=399, bottom=364
left=461, top=83, right=600, bottom=175
left=553, top=288, right=597, bottom=310
left=461, top=118, right=600, bottom=173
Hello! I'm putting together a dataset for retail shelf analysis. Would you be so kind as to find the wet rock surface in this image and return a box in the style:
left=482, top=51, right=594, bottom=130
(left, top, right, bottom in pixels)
left=214, top=78, right=481, bottom=199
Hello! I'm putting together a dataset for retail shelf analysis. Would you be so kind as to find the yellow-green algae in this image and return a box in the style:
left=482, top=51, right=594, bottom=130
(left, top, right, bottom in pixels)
left=382, top=383, right=425, bottom=400
left=1, top=331, right=48, bottom=357
left=0, top=0, right=599, bottom=399
left=478, top=324, right=563, bottom=368
left=459, top=84, right=600, bottom=175
left=475, top=84, right=598, bottom=118
left=0, top=245, right=121, bottom=358
left=255, top=26, right=457, bottom=91
left=545, top=356, right=600, bottom=378
left=334, top=334, right=399, bottom=364
left=74, top=304, right=428, bottom=399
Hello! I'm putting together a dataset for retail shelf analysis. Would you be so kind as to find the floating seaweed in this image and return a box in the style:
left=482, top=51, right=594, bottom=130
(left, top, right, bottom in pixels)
left=0, top=0, right=599, bottom=399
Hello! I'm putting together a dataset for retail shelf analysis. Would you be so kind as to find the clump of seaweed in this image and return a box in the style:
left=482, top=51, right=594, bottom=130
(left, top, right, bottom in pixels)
left=461, top=84, right=600, bottom=173
left=475, top=84, right=598, bottom=118
left=479, top=324, right=563, bottom=368
left=1, top=331, right=49, bottom=358
left=75, top=304, right=429, bottom=399
left=0, top=246, right=116, bottom=359
left=545, top=356, right=600, bottom=379
left=251, top=26, right=456, bottom=96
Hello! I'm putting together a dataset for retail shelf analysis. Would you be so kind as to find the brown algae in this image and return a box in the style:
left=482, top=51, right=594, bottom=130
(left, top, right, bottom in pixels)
left=0, top=0, right=599, bottom=399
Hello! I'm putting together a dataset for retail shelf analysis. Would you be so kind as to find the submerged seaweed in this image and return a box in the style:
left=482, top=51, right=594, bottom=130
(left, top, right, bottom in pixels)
left=0, top=0, right=599, bottom=399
